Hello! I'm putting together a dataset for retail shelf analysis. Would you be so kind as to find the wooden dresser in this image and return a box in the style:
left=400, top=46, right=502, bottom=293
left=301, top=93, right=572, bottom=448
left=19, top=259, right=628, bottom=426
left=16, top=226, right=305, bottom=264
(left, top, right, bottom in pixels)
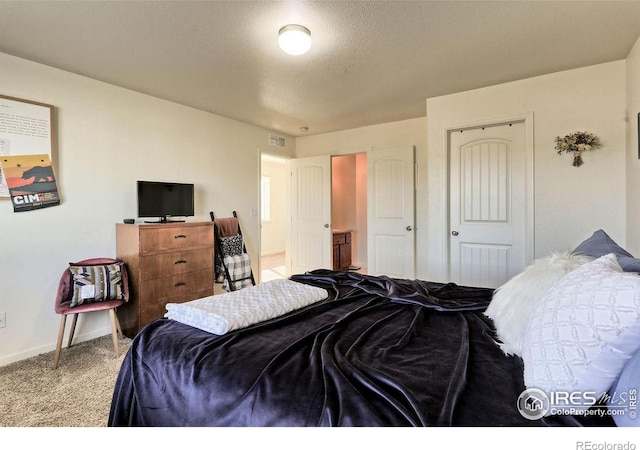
left=115, top=221, right=214, bottom=338
left=332, top=230, right=352, bottom=271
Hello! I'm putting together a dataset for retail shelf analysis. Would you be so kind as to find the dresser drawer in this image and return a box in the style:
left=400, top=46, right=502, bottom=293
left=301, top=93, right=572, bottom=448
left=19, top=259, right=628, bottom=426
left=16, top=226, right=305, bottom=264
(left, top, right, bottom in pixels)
left=140, top=225, right=213, bottom=254
left=333, top=233, right=346, bottom=245
left=139, top=288, right=213, bottom=326
left=140, top=248, right=213, bottom=280
left=141, top=268, right=213, bottom=300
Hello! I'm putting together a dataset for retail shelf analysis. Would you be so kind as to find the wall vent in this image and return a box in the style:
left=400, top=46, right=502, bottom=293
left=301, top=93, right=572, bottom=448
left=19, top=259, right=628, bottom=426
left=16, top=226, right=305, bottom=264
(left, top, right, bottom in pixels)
left=269, top=134, right=286, bottom=148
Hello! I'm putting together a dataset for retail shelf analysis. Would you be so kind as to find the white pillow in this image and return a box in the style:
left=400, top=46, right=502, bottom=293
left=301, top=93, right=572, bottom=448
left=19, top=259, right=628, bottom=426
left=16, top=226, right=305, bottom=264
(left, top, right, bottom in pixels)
left=522, top=253, right=640, bottom=407
left=484, top=251, right=592, bottom=356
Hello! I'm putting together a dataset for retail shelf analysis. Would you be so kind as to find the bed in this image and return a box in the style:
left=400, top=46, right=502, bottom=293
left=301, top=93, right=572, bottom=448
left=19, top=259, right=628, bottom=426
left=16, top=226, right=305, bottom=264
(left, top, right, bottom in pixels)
left=108, top=257, right=636, bottom=427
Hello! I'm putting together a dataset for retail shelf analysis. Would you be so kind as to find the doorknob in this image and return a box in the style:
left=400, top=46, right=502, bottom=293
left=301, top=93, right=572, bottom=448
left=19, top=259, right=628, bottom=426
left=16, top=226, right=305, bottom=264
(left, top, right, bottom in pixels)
left=324, top=224, right=330, bottom=228
left=406, top=226, right=412, bottom=231
left=451, top=230, right=459, bottom=236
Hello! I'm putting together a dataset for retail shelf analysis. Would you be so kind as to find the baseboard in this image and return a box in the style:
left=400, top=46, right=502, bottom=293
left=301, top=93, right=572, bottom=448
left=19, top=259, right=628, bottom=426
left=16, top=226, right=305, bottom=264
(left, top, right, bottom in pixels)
left=0, top=326, right=114, bottom=367
left=260, top=251, right=285, bottom=257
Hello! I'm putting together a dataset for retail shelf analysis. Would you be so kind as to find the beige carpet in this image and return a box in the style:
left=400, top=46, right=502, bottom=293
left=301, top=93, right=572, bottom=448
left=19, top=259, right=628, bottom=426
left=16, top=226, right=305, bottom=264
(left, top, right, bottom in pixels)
left=0, top=334, right=131, bottom=427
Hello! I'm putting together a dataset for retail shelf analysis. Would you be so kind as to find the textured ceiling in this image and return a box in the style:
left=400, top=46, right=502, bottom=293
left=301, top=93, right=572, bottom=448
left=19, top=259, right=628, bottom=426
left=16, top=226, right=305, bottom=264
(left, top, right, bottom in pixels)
left=1, top=1, right=639, bottom=137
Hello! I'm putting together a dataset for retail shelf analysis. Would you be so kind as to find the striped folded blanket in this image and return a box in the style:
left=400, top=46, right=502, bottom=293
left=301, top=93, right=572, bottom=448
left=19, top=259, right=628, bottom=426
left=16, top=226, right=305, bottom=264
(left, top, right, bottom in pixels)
left=165, top=278, right=328, bottom=335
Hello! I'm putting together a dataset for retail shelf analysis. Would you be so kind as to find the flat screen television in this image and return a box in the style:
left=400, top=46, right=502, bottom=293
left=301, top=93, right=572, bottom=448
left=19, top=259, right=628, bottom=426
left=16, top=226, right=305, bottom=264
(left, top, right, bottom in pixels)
left=137, top=180, right=194, bottom=223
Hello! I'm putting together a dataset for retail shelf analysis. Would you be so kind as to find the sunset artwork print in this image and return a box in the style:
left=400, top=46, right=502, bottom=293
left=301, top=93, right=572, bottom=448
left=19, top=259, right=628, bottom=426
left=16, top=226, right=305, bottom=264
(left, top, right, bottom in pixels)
left=0, top=154, right=60, bottom=212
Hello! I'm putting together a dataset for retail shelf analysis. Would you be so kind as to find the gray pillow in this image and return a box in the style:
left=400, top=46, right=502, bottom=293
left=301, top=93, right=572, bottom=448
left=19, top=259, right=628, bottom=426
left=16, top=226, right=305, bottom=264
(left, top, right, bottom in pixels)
left=572, top=229, right=640, bottom=272
left=618, top=255, right=640, bottom=272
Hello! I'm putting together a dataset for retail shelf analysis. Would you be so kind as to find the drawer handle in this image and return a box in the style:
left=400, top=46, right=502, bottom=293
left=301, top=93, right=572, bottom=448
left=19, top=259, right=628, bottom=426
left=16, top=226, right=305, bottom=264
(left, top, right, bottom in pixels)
left=174, top=282, right=187, bottom=287
left=175, top=234, right=187, bottom=239
left=175, top=260, right=187, bottom=265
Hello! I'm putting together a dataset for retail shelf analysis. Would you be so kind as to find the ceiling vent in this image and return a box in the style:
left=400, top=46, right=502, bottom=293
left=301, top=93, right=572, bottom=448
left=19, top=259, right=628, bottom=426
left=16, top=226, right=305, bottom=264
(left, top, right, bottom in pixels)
left=269, top=134, right=286, bottom=148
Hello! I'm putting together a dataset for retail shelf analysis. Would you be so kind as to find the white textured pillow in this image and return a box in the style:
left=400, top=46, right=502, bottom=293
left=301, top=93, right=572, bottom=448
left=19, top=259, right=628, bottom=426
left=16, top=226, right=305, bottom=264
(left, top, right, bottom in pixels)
left=484, top=251, right=592, bottom=356
left=522, top=253, right=640, bottom=406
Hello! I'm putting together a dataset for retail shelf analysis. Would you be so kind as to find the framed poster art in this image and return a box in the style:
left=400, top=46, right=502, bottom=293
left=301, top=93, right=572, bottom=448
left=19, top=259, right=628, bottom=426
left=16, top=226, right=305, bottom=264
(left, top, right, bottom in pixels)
left=0, top=94, right=56, bottom=198
left=0, top=154, right=60, bottom=212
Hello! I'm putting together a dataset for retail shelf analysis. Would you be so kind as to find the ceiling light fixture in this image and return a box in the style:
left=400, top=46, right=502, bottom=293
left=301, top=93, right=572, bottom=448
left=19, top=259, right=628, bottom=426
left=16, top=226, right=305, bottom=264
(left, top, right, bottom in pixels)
left=278, top=24, right=312, bottom=56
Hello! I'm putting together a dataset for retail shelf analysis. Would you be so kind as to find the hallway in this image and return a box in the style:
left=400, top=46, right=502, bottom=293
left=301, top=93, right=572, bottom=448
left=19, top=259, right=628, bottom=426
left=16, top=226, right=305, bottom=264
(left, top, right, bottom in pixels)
left=261, top=252, right=286, bottom=282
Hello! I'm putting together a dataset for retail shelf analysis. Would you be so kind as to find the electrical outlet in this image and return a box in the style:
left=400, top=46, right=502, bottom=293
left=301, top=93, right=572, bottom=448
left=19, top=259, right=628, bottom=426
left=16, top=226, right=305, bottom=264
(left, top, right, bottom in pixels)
left=0, top=312, right=5, bottom=328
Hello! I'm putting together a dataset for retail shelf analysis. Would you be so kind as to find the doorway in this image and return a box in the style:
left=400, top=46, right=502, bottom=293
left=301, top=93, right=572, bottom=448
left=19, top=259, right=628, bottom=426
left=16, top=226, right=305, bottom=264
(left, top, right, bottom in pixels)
left=287, top=153, right=368, bottom=274
left=331, top=153, right=367, bottom=274
left=290, top=146, right=415, bottom=278
left=260, top=154, right=289, bottom=282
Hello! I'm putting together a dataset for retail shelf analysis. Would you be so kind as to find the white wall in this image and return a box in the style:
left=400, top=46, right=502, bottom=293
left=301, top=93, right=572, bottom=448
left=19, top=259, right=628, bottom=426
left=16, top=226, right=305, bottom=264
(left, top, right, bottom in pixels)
left=427, top=61, right=627, bottom=282
left=626, top=36, right=640, bottom=256
left=0, top=52, right=294, bottom=366
left=295, top=117, right=428, bottom=275
left=260, top=156, right=288, bottom=256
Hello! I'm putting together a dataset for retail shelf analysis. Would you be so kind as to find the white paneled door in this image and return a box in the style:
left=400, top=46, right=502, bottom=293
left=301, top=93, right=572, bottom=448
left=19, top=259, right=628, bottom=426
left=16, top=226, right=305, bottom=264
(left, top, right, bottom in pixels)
left=367, top=146, right=415, bottom=279
left=290, top=155, right=332, bottom=275
left=449, top=121, right=528, bottom=288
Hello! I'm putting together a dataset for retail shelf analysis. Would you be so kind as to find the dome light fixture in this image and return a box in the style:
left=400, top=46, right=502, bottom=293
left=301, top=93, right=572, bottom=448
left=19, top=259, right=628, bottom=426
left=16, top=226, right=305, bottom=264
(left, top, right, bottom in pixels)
left=278, top=24, right=312, bottom=56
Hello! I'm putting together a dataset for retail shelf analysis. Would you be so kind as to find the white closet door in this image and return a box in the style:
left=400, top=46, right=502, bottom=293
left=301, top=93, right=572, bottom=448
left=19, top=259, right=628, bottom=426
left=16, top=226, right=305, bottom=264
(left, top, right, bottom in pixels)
left=449, top=122, right=527, bottom=288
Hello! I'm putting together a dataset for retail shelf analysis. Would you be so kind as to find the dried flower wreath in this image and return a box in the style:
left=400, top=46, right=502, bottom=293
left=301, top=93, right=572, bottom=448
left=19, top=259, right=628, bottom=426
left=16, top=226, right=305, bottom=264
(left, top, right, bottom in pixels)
left=554, top=131, right=602, bottom=167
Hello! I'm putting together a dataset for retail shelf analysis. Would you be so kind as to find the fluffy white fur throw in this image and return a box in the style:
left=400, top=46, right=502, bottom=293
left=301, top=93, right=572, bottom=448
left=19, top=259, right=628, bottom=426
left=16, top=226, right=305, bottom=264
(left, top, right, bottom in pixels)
left=484, top=251, right=593, bottom=356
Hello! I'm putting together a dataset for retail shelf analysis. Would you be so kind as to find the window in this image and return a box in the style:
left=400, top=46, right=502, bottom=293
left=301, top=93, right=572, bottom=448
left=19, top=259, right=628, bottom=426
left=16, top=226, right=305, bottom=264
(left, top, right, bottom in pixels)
left=261, top=176, right=271, bottom=222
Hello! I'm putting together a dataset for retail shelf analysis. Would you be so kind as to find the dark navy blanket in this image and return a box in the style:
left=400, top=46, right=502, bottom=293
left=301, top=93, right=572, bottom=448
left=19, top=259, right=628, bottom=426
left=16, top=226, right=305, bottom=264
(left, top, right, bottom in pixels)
left=108, top=270, right=610, bottom=426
